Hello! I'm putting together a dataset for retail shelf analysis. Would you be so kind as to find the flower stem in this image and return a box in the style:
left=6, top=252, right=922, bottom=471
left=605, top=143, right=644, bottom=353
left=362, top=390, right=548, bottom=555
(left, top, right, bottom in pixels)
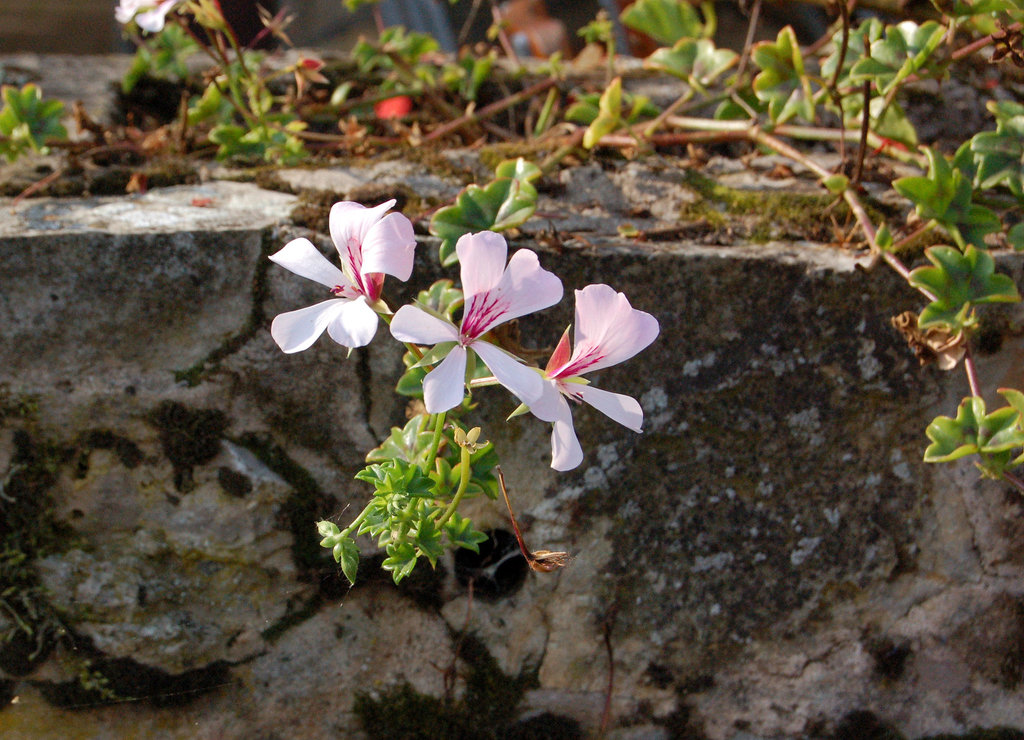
left=964, top=344, right=983, bottom=400
left=435, top=444, right=471, bottom=528
left=424, top=412, right=446, bottom=470
left=1002, top=469, right=1024, bottom=494
left=340, top=505, right=371, bottom=538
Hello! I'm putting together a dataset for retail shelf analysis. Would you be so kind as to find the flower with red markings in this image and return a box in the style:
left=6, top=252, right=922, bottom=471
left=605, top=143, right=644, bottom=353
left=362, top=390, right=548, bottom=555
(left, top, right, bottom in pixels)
left=390, top=231, right=562, bottom=413
left=269, top=199, right=416, bottom=352
left=528, top=284, right=659, bottom=471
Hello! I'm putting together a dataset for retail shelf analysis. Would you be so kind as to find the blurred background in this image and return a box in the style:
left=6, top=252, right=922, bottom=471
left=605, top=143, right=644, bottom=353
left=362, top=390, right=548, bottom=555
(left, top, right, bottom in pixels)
left=0, top=0, right=836, bottom=57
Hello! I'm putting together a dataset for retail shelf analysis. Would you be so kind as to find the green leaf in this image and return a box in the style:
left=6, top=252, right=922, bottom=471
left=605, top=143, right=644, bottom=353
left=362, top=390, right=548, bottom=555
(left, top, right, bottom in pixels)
left=334, top=535, right=361, bottom=585
left=429, top=158, right=540, bottom=266
left=820, top=18, right=884, bottom=85
left=1008, top=222, right=1024, bottom=251
left=619, top=0, right=711, bottom=46
left=909, top=245, right=1019, bottom=330
left=924, top=396, right=984, bottom=462
left=644, top=38, right=736, bottom=92
left=849, top=20, right=945, bottom=96
left=565, top=89, right=658, bottom=127
left=751, top=26, right=817, bottom=124
left=583, top=77, right=623, bottom=149
left=969, top=100, right=1024, bottom=201
left=414, top=516, right=444, bottom=566
left=366, top=415, right=434, bottom=464
left=495, top=157, right=542, bottom=183
left=0, top=83, right=67, bottom=161
left=122, top=24, right=198, bottom=93
left=382, top=542, right=419, bottom=584
left=893, top=148, right=1000, bottom=249
left=444, top=513, right=489, bottom=553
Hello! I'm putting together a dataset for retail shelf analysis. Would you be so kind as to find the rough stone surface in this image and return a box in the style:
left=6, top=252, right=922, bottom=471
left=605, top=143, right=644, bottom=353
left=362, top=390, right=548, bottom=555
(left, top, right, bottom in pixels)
left=2, top=83, right=1024, bottom=739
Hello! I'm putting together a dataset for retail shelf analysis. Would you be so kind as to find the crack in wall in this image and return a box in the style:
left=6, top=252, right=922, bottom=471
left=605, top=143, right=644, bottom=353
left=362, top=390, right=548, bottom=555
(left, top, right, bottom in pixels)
left=172, top=227, right=276, bottom=387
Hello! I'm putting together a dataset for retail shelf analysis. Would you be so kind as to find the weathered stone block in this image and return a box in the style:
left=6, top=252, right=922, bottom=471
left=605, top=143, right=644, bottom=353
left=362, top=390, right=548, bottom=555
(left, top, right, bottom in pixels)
left=1, top=163, right=1022, bottom=739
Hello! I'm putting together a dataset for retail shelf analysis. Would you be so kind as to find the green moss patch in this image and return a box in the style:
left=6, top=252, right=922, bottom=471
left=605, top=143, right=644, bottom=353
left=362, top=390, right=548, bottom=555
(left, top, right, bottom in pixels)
left=679, top=169, right=885, bottom=244
left=0, top=430, right=76, bottom=676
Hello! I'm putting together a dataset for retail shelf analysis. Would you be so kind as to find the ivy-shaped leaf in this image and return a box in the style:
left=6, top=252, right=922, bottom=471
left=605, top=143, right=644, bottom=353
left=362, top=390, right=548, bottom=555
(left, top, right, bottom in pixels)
left=925, top=395, right=1024, bottom=466
left=893, top=148, right=1000, bottom=249
left=751, top=26, right=817, bottom=124
left=366, top=415, right=434, bottom=464
left=429, top=157, right=540, bottom=266
left=909, top=244, right=1019, bottom=330
left=644, top=38, right=736, bottom=92
left=494, top=157, right=542, bottom=184
left=925, top=396, right=985, bottom=462
left=820, top=17, right=884, bottom=85
left=619, top=0, right=712, bottom=46
left=970, top=100, right=1024, bottom=201
left=849, top=20, right=946, bottom=96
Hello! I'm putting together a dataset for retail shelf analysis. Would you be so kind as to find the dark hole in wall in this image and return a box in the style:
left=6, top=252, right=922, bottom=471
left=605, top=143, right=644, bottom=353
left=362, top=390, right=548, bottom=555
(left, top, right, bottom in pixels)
left=454, top=529, right=528, bottom=601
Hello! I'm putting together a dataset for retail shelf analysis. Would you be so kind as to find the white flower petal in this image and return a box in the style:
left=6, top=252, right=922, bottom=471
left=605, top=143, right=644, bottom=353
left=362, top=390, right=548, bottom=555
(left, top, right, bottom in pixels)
left=326, top=296, right=379, bottom=348
left=561, top=284, right=659, bottom=376
left=329, top=200, right=395, bottom=275
left=461, top=247, right=563, bottom=338
left=423, top=345, right=468, bottom=413
left=457, top=231, right=508, bottom=298
left=529, top=378, right=568, bottom=423
left=576, top=385, right=644, bottom=432
left=550, top=415, right=584, bottom=471
left=126, top=0, right=176, bottom=31
left=472, top=341, right=544, bottom=405
left=270, top=299, right=349, bottom=354
left=269, top=238, right=349, bottom=291
left=390, top=305, right=459, bottom=344
left=360, top=212, right=416, bottom=282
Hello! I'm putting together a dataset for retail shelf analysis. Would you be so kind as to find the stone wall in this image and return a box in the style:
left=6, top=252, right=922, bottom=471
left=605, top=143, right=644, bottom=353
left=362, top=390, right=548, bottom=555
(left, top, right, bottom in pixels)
left=2, top=129, right=1024, bottom=739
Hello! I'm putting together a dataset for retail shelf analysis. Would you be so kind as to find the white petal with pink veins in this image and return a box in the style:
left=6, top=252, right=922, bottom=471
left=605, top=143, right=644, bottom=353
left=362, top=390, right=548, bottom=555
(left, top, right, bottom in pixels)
left=460, top=247, right=563, bottom=339
left=329, top=200, right=395, bottom=277
left=560, top=284, right=659, bottom=376
left=271, top=299, right=350, bottom=353
left=390, top=306, right=460, bottom=345
left=360, top=212, right=416, bottom=281
left=423, top=345, right=468, bottom=413
left=576, top=385, right=644, bottom=432
left=269, top=238, right=349, bottom=291
left=472, top=341, right=544, bottom=405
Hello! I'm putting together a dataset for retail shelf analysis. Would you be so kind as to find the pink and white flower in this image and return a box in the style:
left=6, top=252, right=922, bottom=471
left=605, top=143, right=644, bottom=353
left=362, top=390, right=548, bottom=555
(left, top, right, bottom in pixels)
left=270, top=199, right=416, bottom=352
left=528, top=284, right=659, bottom=471
left=390, top=231, right=563, bottom=413
left=116, top=0, right=179, bottom=33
